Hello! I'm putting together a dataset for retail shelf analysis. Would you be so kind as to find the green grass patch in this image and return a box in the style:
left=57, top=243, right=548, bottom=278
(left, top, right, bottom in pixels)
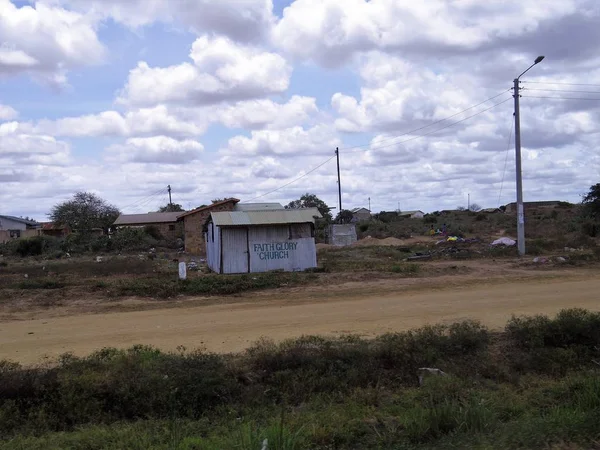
left=16, top=279, right=66, bottom=289
left=1, top=309, right=600, bottom=448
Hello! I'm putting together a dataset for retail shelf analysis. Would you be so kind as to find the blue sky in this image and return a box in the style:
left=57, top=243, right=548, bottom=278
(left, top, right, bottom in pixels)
left=1, top=0, right=600, bottom=220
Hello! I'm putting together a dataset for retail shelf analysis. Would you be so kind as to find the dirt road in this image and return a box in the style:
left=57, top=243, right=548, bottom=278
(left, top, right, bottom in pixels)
left=1, top=276, right=599, bottom=365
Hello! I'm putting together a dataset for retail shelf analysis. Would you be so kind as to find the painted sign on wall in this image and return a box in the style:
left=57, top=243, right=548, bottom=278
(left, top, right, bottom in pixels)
left=252, top=242, right=298, bottom=260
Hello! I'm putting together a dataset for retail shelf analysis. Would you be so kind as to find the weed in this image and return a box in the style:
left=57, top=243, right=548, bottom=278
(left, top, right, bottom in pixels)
left=17, top=279, right=66, bottom=289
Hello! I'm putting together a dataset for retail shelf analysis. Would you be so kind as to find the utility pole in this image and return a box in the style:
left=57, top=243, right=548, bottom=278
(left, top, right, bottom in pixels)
left=513, top=55, right=544, bottom=256
left=468, top=193, right=470, bottom=211
left=368, top=197, right=371, bottom=212
left=335, top=148, right=342, bottom=222
left=167, top=185, right=172, bottom=206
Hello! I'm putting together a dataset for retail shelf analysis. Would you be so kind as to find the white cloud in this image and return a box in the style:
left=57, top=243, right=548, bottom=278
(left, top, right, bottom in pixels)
left=0, top=0, right=105, bottom=85
left=28, top=106, right=208, bottom=138
left=106, top=136, right=204, bottom=164
left=0, top=104, right=18, bottom=120
left=117, top=35, right=291, bottom=107
left=217, top=96, right=318, bottom=130
left=273, top=0, right=580, bottom=67
left=220, top=125, right=341, bottom=160
left=0, top=129, right=71, bottom=166
left=39, top=0, right=275, bottom=42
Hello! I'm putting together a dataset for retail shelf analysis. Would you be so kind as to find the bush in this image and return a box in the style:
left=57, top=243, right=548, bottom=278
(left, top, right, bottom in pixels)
left=12, top=236, right=61, bottom=257
left=111, top=229, right=157, bottom=252
left=475, top=213, right=487, bottom=222
left=424, top=215, right=438, bottom=224
left=144, top=225, right=163, bottom=240
left=581, top=221, right=598, bottom=238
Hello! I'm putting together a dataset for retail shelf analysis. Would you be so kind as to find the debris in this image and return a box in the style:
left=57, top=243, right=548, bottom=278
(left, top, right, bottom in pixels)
left=418, top=367, right=447, bottom=386
left=261, top=439, right=268, bottom=450
left=65, top=252, right=71, bottom=258
left=187, top=261, right=199, bottom=271
left=533, top=257, right=548, bottom=263
left=96, top=256, right=103, bottom=263
left=556, top=257, right=567, bottom=263
left=23, top=274, right=28, bottom=279
left=492, top=237, right=516, bottom=246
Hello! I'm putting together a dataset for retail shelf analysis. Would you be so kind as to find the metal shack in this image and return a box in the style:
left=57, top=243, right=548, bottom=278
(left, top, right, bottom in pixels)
left=205, top=208, right=322, bottom=274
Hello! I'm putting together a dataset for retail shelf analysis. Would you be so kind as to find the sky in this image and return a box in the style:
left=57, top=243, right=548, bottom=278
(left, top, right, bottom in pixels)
left=1, top=0, right=600, bottom=220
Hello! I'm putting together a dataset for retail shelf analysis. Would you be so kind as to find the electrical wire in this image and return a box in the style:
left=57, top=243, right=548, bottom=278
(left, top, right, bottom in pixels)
left=524, top=88, right=600, bottom=94
left=119, top=187, right=166, bottom=211
left=521, top=95, right=600, bottom=101
left=352, top=97, right=512, bottom=154
left=243, top=154, right=337, bottom=203
left=521, top=80, right=600, bottom=88
left=498, top=118, right=514, bottom=208
left=338, top=89, right=512, bottom=151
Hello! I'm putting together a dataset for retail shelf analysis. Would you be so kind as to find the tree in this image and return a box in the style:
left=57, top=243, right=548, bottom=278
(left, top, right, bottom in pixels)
left=336, top=209, right=354, bottom=224
left=49, top=191, right=120, bottom=234
left=583, top=183, right=600, bottom=219
left=285, top=193, right=333, bottom=222
left=157, top=203, right=184, bottom=213
left=469, top=203, right=482, bottom=212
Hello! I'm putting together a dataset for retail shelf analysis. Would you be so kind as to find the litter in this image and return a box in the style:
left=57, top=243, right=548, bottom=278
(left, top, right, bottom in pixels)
left=491, top=237, right=516, bottom=246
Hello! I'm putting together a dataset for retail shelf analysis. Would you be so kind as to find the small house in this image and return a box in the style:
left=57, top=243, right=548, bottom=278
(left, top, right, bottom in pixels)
left=0, top=215, right=41, bottom=242
left=177, top=198, right=241, bottom=254
left=399, top=210, right=425, bottom=219
left=113, top=212, right=183, bottom=240
left=40, top=222, right=71, bottom=237
left=351, top=207, right=371, bottom=222
left=205, top=208, right=322, bottom=274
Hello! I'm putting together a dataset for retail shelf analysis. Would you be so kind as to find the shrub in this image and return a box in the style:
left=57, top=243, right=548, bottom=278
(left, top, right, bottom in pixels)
left=144, top=225, right=163, bottom=240
left=111, top=229, right=157, bottom=252
left=475, top=213, right=487, bottom=222
left=424, top=215, right=437, bottom=224
left=581, top=221, right=598, bottom=238
left=358, top=223, right=369, bottom=233
left=12, top=236, right=61, bottom=257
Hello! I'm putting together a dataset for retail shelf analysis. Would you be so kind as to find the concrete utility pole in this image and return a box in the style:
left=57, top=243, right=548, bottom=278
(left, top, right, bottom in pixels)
left=368, top=197, right=371, bottom=212
left=335, top=148, right=342, bottom=221
left=167, top=185, right=172, bottom=205
left=513, top=55, right=544, bottom=256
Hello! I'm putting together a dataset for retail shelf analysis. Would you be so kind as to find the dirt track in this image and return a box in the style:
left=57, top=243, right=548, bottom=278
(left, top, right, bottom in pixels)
left=1, top=275, right=599, bottom=365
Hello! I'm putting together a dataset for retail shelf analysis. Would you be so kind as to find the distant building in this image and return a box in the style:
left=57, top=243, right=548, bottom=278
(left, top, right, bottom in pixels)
left=113, top=212, right=184, bottom=240
left=399, top=210, right=425, bottom=219
left=0, top=215, right=41, bottom=242
left=40, top=222, right=71, bottom=237
left=351, top=207, right=371, bottom=222
left=176, top=198, right=241, bottom=254
left=205, top=208, right=322, bottom=274
left=481, top=208, right=501, bottom=214
left=504, top=201, right=562, bottom=213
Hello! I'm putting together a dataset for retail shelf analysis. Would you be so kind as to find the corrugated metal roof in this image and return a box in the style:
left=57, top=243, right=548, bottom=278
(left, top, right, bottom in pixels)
left=113, top=212, right=182, bottom=225
left=0, top=215, right=40, bottom=226
left=234, top=203, right=284, bottom=211
left=210, top=208, right=322, bottom=227
left=177, top=198, right=240, bottom=219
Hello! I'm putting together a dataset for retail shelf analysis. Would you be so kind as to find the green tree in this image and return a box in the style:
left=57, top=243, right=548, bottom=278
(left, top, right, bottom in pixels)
left=49, top=192, right=120, bottom=234
left=582, top=183, right=600, bottom=219
left=336, top=209, right=354, bottom=224
left=157, top=203, right=184, bottom=213
left=285, top=193, right=333, bottom=222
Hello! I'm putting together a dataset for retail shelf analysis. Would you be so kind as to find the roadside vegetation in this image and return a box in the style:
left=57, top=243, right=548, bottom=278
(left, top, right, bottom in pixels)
left=1, top=309, right=599, bottom=449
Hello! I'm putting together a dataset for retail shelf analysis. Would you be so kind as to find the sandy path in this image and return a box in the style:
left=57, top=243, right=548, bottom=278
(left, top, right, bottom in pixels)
left=1, top=276, right=599, bottom=365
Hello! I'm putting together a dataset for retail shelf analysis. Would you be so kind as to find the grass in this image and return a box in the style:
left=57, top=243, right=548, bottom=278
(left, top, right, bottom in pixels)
left=1, top=309, right=600, bottom=449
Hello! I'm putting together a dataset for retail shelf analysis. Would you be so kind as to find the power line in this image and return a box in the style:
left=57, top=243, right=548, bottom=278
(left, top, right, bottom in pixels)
left=524, top=88, right=600, bottom=94
left=498, top=117, right=514, bottom=208
left=355, top=97, right=512, bottom=154
left=339, top=89, right=512, bottom=151
left=120, top=187, right=166, bottom=211
left=522, top=80, right=600, bottom=88
left=521, top=95, right=600, bottom=101
left=243, top=154, right=337, bottom=202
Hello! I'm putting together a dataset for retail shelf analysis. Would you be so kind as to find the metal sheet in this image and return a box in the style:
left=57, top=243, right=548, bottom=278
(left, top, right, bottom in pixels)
left=248, top=226, right=317, bottom=273
left=221, top=228, right=249, bottom=274
left=211, top=208, right=322, bottom=227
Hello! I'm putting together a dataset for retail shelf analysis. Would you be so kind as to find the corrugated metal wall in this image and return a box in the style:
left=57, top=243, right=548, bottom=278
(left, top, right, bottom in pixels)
left=221, top=228, right=249, bottom=274
left=208, top=223, right=318, bottom=274
left=248, top=225, right=317, bottom=273
left=206, top=222, right=221, bottom=273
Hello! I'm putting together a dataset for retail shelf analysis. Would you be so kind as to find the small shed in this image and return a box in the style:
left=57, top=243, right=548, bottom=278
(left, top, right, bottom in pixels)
left=205, top=208, right=322, bottom=274
left=113, top=212, right=183, bottom=240
left=351, top=207, right=371, bottom=222
left=399, top=210, right=425, bottom=219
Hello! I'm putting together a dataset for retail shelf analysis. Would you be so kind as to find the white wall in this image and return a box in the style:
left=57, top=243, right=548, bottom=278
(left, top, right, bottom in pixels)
left=0, top=217, right=27, bottom=231
left=206, top=222, right=221, bottom=273
left=248, top=225, right=317, bottom=273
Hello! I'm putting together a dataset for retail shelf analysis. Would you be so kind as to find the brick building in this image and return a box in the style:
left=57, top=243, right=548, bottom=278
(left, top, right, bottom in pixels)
left=177, top=198, right=240, bottom=255
left=113, top=212, right=184, bottom=241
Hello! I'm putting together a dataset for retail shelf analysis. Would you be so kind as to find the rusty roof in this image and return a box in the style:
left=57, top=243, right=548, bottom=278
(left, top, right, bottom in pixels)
left=113, top=212, right=182, bottom=225
left=177, top=198, right=240, bottom=219
left=209, top=208, right=322, bottom=227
